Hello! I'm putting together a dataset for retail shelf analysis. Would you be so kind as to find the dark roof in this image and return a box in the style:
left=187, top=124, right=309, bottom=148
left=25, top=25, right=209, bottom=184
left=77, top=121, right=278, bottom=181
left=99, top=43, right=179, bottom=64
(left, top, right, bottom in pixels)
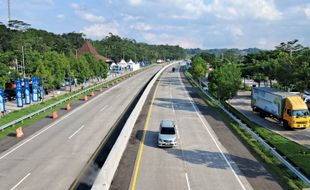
left=77, top=41, right=111, bottom=62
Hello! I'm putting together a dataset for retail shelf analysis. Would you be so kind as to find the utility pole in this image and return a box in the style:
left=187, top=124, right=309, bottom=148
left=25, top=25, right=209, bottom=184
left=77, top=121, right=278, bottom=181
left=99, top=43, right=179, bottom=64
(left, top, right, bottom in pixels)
left=22, top=46, right=26, bottom=78
left=7, top=0, right=11, bottom=23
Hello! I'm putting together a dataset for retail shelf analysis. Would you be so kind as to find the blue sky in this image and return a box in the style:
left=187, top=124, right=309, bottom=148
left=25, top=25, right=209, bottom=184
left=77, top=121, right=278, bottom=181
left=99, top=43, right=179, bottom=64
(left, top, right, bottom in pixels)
left=0, top=0, right=310, bottom=49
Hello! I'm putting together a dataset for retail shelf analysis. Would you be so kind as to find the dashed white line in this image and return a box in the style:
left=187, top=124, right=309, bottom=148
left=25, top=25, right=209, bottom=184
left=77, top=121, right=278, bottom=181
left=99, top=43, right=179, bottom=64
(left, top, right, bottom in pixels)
left=178, top=72, right=247, bottom=190
left=68, top=125, right=85, bottom=139
left=11, top=173, right=31, bottom=190
left=185, top=173, right=191, bottom=190
left=100, top=105, right=108, bottom=112
left=0, top=82, right=120, bottom=160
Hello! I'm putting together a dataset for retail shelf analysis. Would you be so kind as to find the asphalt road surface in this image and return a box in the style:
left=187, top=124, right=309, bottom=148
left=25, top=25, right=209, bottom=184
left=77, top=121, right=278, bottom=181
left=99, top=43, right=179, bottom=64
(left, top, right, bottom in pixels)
left=123, top=65, right=283, bottom=190
left=0, top=65, right=161, bottom=190
left=228, top=91, right=310, bottom=149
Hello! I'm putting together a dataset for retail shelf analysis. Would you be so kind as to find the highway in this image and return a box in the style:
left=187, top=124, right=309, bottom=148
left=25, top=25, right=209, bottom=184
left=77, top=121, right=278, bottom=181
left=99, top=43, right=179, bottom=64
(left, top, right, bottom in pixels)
left=228, top=91, right=310, bottom=149
left=117, top=64, right=282, bottom=190
left=0, top=65, right=161, bottom=190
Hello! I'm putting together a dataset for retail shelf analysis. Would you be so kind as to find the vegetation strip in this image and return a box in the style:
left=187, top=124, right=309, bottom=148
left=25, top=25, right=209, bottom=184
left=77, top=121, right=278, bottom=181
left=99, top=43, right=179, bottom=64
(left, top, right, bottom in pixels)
left=0, top=67, right=150, bottom=139
left=184, top=71, right=309, bottom=189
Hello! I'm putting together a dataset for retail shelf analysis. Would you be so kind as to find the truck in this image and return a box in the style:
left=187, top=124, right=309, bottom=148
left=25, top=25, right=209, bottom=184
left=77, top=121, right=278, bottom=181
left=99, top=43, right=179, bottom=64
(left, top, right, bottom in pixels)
left=251, top=87, right=310, bottom=129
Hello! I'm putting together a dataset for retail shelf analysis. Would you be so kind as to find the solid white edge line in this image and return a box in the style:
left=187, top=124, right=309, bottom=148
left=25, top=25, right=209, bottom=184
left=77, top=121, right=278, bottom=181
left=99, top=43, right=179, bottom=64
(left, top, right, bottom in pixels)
left=185, top=173, right=191, bottom=190
left=11, top=173, right=31, bottom=190
left=100, top=105, right=108, bottom=112
left=68, top=125, right=85, bottom=139
left=178, top=71, right=247, bottom=190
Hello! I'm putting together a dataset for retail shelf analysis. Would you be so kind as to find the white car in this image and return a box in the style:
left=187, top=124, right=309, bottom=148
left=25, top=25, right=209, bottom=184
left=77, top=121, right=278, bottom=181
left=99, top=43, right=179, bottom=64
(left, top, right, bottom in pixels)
left=158, top=120, right=177, bottom=147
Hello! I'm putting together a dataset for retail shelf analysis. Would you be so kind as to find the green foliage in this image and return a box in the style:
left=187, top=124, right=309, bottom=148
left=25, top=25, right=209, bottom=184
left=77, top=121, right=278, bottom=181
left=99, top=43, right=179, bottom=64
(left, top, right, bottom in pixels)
left=208, top=64, right=241, bottom=100
left=189, top=56, right=207, bottom=81
left=94, top=33, right=186, bottom=62
left=241, top=40, right=310, bottom=92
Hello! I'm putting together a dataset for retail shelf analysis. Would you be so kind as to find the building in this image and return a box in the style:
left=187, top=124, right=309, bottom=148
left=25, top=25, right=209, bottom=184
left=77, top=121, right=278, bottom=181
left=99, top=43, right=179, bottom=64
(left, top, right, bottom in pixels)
left=77, top=41, right=112, bottom=66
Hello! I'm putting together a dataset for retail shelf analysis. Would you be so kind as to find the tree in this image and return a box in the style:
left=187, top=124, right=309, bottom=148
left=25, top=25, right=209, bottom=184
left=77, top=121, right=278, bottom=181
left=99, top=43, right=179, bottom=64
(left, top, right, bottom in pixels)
left=0, top=63, right=10, bottom=87
left=276, top=39, right=305, bottom=57
left=189, top=56, right=207, bottom=81
left=208, top=64, right=241, bottom=100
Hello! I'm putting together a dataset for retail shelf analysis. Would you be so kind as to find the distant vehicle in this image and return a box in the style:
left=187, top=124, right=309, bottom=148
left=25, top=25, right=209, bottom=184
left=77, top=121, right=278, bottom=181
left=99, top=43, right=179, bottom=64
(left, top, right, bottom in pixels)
left=158, top=120, right=177, bottom=147
left=303, top=90, right=310, bottom=101
left=172, top=67, right=175, bottom=72
left=251, top=87, right=310, bottom=129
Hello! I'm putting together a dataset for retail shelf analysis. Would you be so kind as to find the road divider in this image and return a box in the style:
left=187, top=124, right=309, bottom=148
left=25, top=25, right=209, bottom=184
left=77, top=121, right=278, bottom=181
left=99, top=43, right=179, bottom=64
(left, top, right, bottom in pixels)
left=15, top=127, right=24, bottom=138
left=66, top=104, right=71, bottom=111
left=91, top=63, right=173, bottom=190
left=51, top=111, right=58, bottom=119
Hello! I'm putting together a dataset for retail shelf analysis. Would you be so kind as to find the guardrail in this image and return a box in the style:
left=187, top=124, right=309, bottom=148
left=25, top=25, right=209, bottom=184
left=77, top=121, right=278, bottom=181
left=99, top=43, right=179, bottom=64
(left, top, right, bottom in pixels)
left=0, top=66, right=151, bottom=131
left=187, top=73, right=310, bottom=187
left=91, top=63, right=173, bottom=190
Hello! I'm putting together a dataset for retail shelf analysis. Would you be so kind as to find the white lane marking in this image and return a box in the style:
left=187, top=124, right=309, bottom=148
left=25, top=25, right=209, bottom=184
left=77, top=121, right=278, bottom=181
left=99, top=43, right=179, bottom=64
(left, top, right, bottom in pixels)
left=178, top=72, right=247, bottom=190
left=68, top=125, right=85, bottom=139
left=0, top=80, right=120, bottom=160
left=11, top=173, right=31, bottom=190
left=100, top=105, right=108, bottom=112
left=185, top=173, right=191, bottom=190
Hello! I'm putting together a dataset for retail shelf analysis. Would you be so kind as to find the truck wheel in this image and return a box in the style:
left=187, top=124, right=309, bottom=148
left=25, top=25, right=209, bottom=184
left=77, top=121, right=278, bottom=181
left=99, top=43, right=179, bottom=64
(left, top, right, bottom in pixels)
left=283, top=121, right=291, bottom=130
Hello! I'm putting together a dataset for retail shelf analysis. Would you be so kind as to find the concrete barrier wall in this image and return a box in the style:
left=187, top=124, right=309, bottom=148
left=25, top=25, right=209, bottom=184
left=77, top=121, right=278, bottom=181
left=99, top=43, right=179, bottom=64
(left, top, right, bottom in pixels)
left=91, top=63, right=173, bottom=190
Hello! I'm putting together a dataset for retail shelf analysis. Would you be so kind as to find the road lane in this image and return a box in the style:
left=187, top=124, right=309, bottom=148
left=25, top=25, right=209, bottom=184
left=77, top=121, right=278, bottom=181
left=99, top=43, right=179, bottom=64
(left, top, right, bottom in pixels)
left=131, top=65, right=253, bottom=190
left=0, top=65, right=161, bottom=190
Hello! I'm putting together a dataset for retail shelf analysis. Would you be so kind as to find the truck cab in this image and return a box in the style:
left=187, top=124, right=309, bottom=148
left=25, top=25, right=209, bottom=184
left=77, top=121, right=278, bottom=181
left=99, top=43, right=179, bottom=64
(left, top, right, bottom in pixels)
left=283, top=96, right=310, bottom=129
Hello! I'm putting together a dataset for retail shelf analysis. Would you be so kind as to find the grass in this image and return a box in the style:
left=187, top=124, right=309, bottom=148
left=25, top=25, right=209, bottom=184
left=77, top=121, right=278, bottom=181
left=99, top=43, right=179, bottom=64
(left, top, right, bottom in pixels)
left=0, top=67, right=148, bottom=140
left=223, top=103, right=310, bottom=179
left=184, top=71, right=308, bottom=190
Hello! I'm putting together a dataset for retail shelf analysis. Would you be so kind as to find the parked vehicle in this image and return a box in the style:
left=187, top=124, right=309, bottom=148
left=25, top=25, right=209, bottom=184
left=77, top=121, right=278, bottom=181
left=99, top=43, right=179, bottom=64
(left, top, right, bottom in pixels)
left=158, top=120, right=177, bottom=147
left=251, top=87, right=310, bottom=129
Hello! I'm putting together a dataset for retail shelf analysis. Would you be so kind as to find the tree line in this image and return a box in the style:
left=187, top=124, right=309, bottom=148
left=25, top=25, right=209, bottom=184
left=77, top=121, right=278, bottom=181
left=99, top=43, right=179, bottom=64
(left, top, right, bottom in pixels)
left=189, top=39, right=310, bottom=101
left=0, top=22, right=186, bottom=90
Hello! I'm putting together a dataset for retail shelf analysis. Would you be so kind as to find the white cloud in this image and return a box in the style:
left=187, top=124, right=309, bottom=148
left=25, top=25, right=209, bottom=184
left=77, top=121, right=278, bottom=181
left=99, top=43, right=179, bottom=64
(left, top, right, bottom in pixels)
left=157, top=0, right=281, bottom=21
left=121, top=14, right=141, bottom=21
left=143, top=32, right=203, bottom=48
left=171, top=0, right=208, bottom=19
left=71, top=3, right=105, bottom=23
left=130, top=22, right=152, bottom=31
left=81, top=23, right=119, bottom=39
left=128, top=0, right=143, bottom=6
left=32, top=0, right=54, bottom=5
left=226, top=25, right=243, bottom=39
left=304, top=7, right=310, bottom=19
left=205, top=0, right=282, bottom=21
left=56, top=14, right=65, bottom=21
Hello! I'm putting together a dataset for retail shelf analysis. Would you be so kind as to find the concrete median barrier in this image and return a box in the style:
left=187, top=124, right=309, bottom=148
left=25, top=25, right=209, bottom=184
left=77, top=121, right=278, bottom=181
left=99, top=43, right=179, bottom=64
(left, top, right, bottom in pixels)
left=91, top=63, right=174, bottom=190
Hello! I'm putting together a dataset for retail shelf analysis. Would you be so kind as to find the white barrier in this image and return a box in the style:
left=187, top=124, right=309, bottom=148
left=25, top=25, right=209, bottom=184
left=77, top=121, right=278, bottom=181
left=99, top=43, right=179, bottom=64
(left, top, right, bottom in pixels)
left=91, top=63, right=173, bottom=190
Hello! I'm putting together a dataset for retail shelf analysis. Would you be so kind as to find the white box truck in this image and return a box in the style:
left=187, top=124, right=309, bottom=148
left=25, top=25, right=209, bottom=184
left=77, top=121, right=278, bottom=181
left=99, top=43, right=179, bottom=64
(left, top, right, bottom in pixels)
left=251, top=87, right=310, bottom=129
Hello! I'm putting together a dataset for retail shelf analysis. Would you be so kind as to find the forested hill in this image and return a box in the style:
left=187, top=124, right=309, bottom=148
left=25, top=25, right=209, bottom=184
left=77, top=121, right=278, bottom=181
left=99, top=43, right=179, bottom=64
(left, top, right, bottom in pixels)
left=0, top=22, right=185, bottom=88
left=186, top=48, right=262, bottom=57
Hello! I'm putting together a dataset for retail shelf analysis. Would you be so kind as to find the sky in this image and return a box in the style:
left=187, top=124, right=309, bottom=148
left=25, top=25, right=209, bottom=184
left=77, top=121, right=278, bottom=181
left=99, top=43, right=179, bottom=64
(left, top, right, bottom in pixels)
left=0, top=0, right=310, bottom=49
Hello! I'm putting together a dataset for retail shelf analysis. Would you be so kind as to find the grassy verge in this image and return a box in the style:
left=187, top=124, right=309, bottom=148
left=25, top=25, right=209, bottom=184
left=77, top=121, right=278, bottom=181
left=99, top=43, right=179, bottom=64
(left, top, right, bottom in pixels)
left=0, top=68, right=148, bottom=139
left=184, top=72, right=308, bottom=189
